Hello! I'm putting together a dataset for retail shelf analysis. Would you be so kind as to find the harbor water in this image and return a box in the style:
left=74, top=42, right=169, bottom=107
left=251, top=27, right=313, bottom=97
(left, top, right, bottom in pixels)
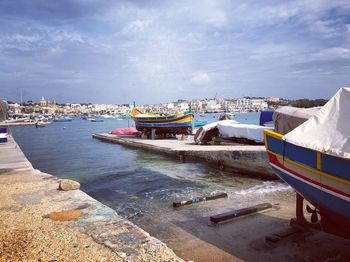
left=10, top=114, right=293, bottom=257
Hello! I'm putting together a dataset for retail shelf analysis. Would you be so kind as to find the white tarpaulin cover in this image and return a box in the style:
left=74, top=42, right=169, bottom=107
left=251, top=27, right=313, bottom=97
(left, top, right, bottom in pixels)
left=194, top=121, right=219, bottom=144
left=218, top=120, right=273, bottom=142
left=285, top=87, right=350, bottom=159
left=194, top=121, right=237, bottom=144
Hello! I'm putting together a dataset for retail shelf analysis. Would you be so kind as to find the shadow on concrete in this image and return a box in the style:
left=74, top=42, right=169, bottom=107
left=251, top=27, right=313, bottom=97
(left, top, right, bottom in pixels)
left=167, top=208, right=350, bottom=262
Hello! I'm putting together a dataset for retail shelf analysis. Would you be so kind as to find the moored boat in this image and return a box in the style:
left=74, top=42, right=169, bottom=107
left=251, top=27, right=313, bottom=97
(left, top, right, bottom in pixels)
left=194, top=120, right=207, bottom=128
left=36, top=121, right=51, bottom=127
left=130, top=106, right=194, bottom=135
left=264, top=87, right=350, bottom=239
left=53, top=116, right=72, bottom=122
left=90, top=118, right=104, bottom=122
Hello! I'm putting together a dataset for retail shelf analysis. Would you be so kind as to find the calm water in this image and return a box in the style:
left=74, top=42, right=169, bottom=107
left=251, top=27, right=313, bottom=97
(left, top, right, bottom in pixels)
left=10, top=113, right=289, bottom=224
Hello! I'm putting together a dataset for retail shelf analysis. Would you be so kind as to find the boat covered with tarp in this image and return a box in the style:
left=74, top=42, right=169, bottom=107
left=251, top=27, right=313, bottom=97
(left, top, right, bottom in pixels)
left=130, top=106, right=194, bottom=135
left=194, top=111, right=274, bottom=145
left=273, top=106, right=320, bottom=135
left=264, top=87, right=350, bottom=239
left=218, top=120, right=273, bottom=144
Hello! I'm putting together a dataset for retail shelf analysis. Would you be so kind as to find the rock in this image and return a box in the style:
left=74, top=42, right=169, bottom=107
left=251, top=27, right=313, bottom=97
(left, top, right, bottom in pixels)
left=58, top=179, right=80, bottom=191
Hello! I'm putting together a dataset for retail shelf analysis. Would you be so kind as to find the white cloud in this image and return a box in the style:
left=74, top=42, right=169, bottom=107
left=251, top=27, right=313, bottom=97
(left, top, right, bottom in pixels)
left=308, top=19, right=342, bottom=38
left=0, top=27, right=87, bottom=53
left=190, top=72, right=209, bottom=86
left=346, top=24, right=350, bottom=42
left=206, top=10, right=227, bottom=28
left=122, top=19, right=152, bottom=34
left=2, top=0, right=350, bottom=103
left=312, top=47, right=350, bottom=60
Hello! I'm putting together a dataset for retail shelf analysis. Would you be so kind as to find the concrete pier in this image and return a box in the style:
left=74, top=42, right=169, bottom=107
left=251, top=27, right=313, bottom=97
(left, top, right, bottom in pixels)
left=93, top=133, right=276, bottom=179
left=0, top=136, right=181, bottom=261
left=0, top=121, right=36, bottom=127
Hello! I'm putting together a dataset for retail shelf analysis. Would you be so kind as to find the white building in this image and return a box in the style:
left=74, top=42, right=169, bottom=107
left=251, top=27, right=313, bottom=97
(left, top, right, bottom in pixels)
left=206, top=100, right=221, bottom=111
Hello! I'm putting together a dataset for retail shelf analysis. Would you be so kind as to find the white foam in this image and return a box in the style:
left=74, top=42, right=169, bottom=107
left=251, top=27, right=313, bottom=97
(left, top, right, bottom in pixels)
left=235, top=181, right=291, bottom=195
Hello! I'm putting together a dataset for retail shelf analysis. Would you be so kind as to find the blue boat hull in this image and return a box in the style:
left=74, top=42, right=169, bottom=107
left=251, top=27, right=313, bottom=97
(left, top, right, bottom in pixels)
left=269, top=156, right=350, bottom=220
left=265, top=130, right=350, bottom=221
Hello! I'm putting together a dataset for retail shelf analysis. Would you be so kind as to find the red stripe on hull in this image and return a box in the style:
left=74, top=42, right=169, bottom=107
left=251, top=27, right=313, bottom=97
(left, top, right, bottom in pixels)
left=268, top=153, right=350, bottom=199
left=134, top=114, right=193, bottom=124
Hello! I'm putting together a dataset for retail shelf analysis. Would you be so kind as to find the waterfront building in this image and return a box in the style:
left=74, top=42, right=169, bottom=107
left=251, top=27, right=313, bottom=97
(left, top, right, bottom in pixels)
left=39, top=97, right=47, bottom=107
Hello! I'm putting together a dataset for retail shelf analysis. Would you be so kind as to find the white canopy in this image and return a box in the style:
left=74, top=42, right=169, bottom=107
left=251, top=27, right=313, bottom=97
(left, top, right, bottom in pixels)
left=284, top=87, right=350, bottom=159
left=218, top=120, right=273, bottom=142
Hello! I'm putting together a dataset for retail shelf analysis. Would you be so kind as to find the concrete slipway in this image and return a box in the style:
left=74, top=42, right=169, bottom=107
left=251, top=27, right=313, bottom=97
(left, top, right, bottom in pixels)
left=91, top=133, right=350, bottom=262
left=92, top=133, right=276, bottom=179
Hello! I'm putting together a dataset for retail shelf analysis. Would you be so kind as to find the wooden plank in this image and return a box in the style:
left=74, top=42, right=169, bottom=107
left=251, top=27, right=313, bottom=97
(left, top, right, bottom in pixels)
left=173, top=192, right=228, bottom=208
left=210, top=203, right=272, bottom=224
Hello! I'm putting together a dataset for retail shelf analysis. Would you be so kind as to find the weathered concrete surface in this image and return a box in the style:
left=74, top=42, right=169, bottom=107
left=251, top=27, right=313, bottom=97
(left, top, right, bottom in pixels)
left=0, top=136, right=182, bottom=261
left=93, top=133, right=276, bottom=179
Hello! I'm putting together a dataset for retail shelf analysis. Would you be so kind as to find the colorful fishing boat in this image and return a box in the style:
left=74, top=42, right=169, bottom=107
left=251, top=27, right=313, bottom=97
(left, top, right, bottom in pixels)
left=130, top=106, right=194, bottom=135
left=264, top=87, right=350, bottom=239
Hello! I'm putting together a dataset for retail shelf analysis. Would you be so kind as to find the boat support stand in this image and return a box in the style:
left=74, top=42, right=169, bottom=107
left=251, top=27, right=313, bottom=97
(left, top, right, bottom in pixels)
left=290, top=193, right=350, bottom=240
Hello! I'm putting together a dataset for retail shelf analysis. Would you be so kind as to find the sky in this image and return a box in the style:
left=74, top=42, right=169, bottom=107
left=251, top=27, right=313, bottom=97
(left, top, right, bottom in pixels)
left=0, top=0, right=350, bottom=104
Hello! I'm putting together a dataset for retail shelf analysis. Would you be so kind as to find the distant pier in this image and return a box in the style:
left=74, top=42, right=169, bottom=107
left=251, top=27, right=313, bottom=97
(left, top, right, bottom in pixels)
left=0, top=121, right=36, bottom=127
left=92, top=133, right=276, bottom=179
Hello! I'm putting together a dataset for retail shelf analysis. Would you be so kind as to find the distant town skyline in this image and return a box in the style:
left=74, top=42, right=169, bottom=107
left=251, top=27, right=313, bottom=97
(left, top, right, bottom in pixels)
left=1, top=1, right=350, bottom=104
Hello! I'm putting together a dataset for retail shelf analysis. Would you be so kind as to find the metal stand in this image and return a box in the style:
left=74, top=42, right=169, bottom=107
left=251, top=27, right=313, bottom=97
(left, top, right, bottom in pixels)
left=291, top=193, right=350, bottom=240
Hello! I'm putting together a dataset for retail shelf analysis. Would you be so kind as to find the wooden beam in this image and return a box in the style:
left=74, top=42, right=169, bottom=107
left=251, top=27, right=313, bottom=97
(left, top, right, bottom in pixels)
left=173, top=192, right=228, bottom=208
left=210, top=203, right=272, bottom=224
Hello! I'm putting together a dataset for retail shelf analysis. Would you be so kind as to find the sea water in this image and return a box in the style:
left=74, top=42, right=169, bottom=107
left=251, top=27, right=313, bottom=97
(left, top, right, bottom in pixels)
left=10, top=114, right=291, bottom=240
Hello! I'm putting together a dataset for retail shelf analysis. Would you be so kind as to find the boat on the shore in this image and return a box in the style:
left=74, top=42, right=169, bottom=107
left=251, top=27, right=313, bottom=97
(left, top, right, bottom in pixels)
left=130, top=106, right=194, bottom=135
left=264, top=87, right=350, bottom=239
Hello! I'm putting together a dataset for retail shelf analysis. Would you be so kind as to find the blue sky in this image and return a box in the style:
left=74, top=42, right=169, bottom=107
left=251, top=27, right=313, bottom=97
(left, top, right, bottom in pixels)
left=0, top=0, right=350, bottom=104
